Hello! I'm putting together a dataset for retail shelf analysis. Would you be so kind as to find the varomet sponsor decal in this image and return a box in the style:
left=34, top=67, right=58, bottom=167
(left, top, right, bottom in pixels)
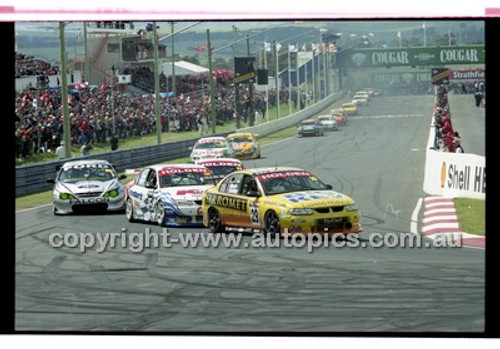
left=205, top=193, right=248, bottom=212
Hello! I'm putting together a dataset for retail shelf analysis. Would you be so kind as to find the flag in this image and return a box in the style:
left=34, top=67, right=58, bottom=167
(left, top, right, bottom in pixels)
left=264, top=42, right=272, bottom=52
left=276, top=42, right=282, bottom=51
left=288, top=44, right=297, bottom=52
left=301, top=43, right=307, bottom=51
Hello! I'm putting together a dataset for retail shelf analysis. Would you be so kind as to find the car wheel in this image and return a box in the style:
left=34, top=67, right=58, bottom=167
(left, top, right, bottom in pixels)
left=208, top=207, right=225, bottom=234
left=125, top=198, right=136, bottom=222
left=264, top=210, right=281, bottom=238
left=156, top=201, right=166, bottom=226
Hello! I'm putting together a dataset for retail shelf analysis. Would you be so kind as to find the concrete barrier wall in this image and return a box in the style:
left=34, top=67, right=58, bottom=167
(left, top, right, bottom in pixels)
left=423, top=104, right=485, bottom=200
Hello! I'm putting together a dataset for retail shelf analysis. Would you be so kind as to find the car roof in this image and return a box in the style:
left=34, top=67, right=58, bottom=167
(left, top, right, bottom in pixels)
left=195, top=136, right=227, bottom=142
left=61, top=159, right=112, bottom=168
left=301, top=119, right=316, bottom=123
left=147, top=163, right=210, bottom=173
left=243, top=167, right=309, bottom=176
left=195, top=157, right=243, bottom=165
left=227, top=133, right=254, bottom=138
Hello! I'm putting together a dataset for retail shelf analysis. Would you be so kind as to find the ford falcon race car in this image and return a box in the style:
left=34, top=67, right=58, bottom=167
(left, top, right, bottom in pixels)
left=202, top=167, right=360, bottom=237
left=227, top=132, right=261, bottom=159
left=341, top=102, right=358, bottom=116
left=297, top=119, right=324, bottom=137
left=316, top=115, right=339, bottom=131
left=47, top=159, right=127, bottom=215
left=195, top=158, right=244, bottom=183
left=189, top=136, right=235, bottom=162
left=125, top=164, right=215, bottom=226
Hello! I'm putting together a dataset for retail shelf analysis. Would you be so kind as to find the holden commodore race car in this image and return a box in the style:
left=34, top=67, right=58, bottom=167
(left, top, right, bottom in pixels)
left=316, top=115, right=338, bottom=131
left=330, top=108, right=348, bottom=126
left=189, top=136, right=235, bottom=162
left=195, top=158, right=244, bottom=183
left=297, top=119, right=324, bottom=137
left=227, top=132, right=261, bottom=159
left=47, top=159, right=127, bottom=215
left=125, top=164, right=215, bottom=226
left=202, top=167, right=360, bottom=237
left=341, top=102, right=358, bottom=116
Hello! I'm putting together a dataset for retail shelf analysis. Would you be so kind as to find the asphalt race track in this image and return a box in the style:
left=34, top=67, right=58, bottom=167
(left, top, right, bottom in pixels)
left=15, top=94, right=485, bottom=333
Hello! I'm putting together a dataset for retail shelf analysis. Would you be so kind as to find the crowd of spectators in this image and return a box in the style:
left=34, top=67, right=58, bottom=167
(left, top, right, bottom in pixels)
left=15, top=52, right=59, bottom=78
left=432, top=85, right=464, bottom=153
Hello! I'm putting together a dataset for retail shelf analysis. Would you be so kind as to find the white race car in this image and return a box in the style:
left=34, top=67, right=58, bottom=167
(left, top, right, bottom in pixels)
left=316, top=114, right=339, bottom=131
left=47, top=159, right=126, bottom=215
left=189, top=136, right=235, bottom=162
left=125, top=164, right=215, bottom=227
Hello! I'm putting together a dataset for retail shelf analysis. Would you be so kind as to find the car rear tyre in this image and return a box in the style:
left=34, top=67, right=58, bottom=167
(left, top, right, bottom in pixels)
left=125, top=198, right=136, bottom=222
left=208, top=208, right=225, bottom=234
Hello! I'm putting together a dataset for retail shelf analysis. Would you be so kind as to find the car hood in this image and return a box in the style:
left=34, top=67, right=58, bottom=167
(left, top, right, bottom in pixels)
left=191, top=148, right=226, bottom=158
left=158, top=185, right=213, bottom=200
left=269, top=190, right=355, bottom=208
left=56, top=179, right=118, bottom=194
left=231, top=142, right=254, bottom=151
left=300, top=125, right=317, bottom=130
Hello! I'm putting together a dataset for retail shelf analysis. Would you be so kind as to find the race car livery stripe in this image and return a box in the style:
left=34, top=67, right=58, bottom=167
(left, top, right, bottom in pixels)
left=205, top=193, right=248, bottom=212
left=258, top=171, right=311, bottom=181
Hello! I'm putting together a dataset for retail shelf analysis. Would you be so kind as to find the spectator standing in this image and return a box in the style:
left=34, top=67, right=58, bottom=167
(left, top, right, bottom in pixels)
left=55, top=141, right=66, bottom=159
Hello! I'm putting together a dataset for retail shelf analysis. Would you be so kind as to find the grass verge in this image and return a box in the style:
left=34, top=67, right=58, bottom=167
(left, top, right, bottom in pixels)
left=453, top=198, right=485, bottom=236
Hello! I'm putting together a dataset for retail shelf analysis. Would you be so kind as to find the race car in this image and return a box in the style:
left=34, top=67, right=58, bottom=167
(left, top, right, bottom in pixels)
left=351, top=95, right=369, bottom=106
left=330, top=108, right=348, bottom=126
left=202, top=167, right=361, bottom=237
left=341, top=102, right=358, bottom=116
left=195, top=158, right=244, bottom=183
left=297, top=119, right=324, bottom=137
left=125, top=164, right=215, bottom=226
left=227, top=132, right=261, bottom=159
left=316, top=115, right=338, bottom=131
left=189, top=136, right=235, bottom=162
left=47, top=159, right=127, bottom=215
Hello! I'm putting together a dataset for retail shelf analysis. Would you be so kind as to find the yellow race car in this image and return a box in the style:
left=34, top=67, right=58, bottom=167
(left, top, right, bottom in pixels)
left=202, top=167, right=360, bottom=237
left=341, top=102, right=359, bottom=116
left=227, top=132, right=261, bottom=159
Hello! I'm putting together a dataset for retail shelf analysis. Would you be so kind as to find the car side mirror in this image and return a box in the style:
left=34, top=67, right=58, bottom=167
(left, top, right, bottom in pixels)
left=246, top=189, right=261, bottom=197
left=46, top=178, right=55, bottom=184
left=325, top=184, right=333, bottom=190
left=118, top=174, right=127, bottom=180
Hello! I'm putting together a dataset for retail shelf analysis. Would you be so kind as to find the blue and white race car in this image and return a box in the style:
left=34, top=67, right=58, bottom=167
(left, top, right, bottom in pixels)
left=47, top=159, right=126, bottom=215
left=125, top=164, right=215, bottom=226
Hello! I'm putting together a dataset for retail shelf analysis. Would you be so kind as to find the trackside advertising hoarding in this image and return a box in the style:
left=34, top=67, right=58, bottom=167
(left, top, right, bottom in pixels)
left=337, top=45, right=485, bottom=68
left=424, top=151, right=485, bottom=200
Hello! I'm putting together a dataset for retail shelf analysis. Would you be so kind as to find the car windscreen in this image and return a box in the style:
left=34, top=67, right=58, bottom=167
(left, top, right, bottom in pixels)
left=194, top=141, right=227, bottom=149
left=205, top=165, right=240, bottom=177
left=228, top=136, right=252, bottom=143
left=258, top=171, right=329, bottom=195
left=159, top=170, right=214, bottom=187
left=58, top=164, right=117, bottom=183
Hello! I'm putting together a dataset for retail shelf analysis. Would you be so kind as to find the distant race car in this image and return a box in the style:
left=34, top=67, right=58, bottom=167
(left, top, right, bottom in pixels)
left=351, top=96, right=368, bottom=106
left=201, top=167, right=361, bottom=237
left=297, top=119, right=324, bottom=137
left=316, top=115, right=338, bottom=131
left=47, top=159, right=126, bottom=215
left=195, top=158, right=244, bottom=183
left=330, top=109, right=348, bottom=126
left=189, top=136, right=235, bottom=162
left=125, top=164, right=215, bottom=226
left=341, top=102, right=358, bottom=116
left=227, top=132, right=261, bottom=159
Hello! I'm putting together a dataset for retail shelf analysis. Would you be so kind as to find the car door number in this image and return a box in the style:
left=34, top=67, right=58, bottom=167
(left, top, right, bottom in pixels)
left=250, top=205, right=260, bottom=225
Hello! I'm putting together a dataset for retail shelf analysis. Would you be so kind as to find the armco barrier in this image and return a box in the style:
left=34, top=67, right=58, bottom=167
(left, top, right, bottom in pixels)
left=16, top=93, right=341, bottom=197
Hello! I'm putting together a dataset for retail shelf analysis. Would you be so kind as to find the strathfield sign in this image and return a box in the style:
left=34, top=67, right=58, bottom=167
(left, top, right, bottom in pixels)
left=337, top=45, right=484, bottom=68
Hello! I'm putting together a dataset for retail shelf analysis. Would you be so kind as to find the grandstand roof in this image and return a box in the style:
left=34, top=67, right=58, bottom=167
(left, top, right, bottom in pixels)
left=162, top=61, right=209, bottom=77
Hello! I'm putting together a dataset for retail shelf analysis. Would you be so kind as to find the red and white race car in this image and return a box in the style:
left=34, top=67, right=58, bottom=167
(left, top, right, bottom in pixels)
left=189, top=136, right=236, bottom=162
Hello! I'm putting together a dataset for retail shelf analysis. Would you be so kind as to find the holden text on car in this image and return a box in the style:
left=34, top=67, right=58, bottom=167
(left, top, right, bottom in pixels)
left=195, top=157, right=244, bottom=183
